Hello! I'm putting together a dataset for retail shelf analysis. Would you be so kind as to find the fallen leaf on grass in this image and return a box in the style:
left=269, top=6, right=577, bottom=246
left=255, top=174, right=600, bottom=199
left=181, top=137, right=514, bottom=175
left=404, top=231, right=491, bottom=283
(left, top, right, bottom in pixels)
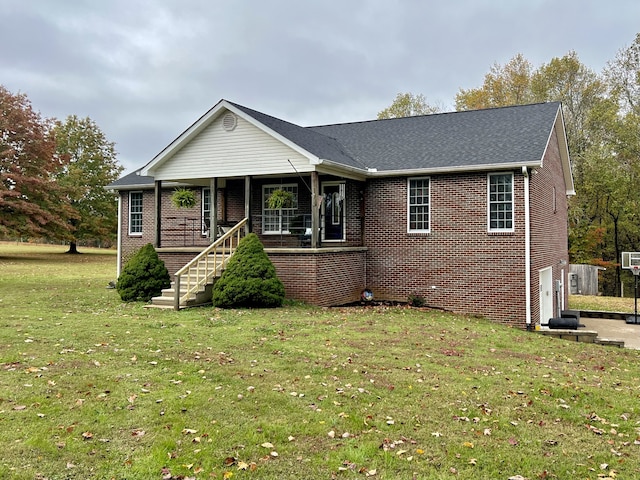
left=261, top=442, right=274, bottom=448
left=82, top=431, right=93, bottom=440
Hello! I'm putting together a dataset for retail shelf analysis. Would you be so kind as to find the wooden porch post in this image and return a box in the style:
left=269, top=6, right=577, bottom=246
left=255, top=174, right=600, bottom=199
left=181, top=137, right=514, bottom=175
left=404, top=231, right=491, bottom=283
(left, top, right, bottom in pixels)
left=311, top=171, right=320, bottom=248
left=154, top=180, right=162, bottom=248
left=210, top=177, right=218, bottom=243
left=244, top=175, right=251, bottom=235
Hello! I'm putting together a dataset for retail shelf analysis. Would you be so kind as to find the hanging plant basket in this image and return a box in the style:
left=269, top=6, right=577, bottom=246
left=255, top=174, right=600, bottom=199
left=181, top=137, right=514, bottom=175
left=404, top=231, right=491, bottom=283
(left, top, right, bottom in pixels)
left=171, top=187, right=197, bottom=209
left=267, top=189, right=295, bottom=209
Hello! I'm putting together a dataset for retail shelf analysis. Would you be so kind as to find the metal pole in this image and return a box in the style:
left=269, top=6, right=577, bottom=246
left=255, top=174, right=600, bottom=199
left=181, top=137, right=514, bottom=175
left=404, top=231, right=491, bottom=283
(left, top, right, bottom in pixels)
left=635, top=273, right=638, bottom=322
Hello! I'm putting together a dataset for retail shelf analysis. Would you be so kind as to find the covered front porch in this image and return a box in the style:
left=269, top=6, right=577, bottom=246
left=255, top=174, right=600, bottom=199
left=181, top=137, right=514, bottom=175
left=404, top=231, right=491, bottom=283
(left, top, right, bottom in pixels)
left=152, top=173, right=368, bottom=307
left=153, top=173, right=364, bottom=251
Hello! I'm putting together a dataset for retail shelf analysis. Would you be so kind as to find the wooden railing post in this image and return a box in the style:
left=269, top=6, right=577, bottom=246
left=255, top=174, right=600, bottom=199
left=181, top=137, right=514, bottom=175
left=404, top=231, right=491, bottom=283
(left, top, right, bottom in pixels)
left=173, top=274, right=181, bottom=311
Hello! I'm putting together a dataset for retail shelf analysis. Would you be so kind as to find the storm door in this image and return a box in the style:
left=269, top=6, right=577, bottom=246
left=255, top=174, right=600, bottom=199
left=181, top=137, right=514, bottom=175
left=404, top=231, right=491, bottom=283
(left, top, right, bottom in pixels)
left=322, top=182, right=345, bottom=241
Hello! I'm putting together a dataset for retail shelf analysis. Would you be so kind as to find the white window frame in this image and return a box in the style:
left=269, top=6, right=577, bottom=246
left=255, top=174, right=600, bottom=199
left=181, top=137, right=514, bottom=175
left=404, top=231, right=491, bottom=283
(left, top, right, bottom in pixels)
left=262, top=184, right=298, bottom=234
left=407, top=177, right=430, bottom=233
left=202, top=187, right=211, bottom=236
left=128, top=191, right=143, bottom=236
left=487, top=172, right=514, bottom=232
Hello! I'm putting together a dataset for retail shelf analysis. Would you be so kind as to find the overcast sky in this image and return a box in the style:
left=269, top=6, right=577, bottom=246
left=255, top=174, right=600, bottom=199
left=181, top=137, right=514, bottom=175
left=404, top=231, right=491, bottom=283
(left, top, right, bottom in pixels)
left=2, top=0, right=639, bottom=174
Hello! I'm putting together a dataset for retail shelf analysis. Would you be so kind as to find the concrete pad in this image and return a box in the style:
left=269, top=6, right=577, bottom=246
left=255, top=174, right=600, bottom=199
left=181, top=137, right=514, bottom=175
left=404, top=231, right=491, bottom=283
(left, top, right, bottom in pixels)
left=580, top=317, right=640, bottom=349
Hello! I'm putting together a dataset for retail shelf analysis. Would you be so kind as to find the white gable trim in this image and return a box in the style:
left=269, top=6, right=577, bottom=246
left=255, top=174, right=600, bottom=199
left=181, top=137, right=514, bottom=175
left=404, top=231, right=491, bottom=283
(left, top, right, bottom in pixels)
left=141, top=100, right=321, bottom=177
left=539, top=105, right=575, bottom=196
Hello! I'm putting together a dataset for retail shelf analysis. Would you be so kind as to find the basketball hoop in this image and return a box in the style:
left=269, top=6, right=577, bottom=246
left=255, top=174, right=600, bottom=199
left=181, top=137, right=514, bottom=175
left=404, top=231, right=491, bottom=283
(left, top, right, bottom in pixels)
left=623, top=252, right=640, bottom=323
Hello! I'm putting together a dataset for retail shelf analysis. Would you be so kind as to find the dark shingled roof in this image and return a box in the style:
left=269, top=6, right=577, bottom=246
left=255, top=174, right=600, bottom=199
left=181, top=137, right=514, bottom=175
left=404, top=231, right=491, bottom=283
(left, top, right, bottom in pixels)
left=109, top=101, right=561, bottom=189
left=106, top=170, right=154, bottom=189
left=306, top=102, right=561, bottom=172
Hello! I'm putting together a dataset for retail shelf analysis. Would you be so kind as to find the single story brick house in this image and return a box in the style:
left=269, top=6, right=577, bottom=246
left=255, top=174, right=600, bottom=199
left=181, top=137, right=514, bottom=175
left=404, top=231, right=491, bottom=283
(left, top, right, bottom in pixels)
left=107, top=99, right=574, bottom=328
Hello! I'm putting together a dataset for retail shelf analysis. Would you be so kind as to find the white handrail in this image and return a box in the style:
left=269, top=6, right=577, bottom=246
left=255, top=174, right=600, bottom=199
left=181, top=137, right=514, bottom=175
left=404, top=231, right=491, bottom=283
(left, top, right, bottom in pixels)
left=173, top=218, right=247, bottom=310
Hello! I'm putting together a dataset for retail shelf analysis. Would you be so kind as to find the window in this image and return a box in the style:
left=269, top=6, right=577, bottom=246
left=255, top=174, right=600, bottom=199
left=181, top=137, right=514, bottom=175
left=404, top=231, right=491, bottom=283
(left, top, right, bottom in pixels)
left=488, top=173, right=513, bottom=231
left=129, top=191, right=143, bottom=235
left=263, top=184, right=298, bottom=234
left=407, top=177, right=430, bottom=232
left=202, top=188, right=211, bottom=235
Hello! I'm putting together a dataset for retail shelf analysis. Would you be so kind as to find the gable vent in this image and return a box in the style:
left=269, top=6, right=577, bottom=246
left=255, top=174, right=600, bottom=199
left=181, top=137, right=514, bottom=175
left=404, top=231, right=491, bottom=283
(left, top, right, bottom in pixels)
left=222, top=112, right=237, bottom=132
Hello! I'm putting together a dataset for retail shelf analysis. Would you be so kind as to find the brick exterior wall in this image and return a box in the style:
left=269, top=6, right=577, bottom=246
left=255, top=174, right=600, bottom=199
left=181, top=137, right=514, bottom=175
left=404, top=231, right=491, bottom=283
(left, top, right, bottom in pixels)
left=529, top=128, right=570, bottom=325
left=268, top=250, right=366, bottom=306
left=120, top=189, right=156, bottom=266
left=363, top=174, right=528, bottom=326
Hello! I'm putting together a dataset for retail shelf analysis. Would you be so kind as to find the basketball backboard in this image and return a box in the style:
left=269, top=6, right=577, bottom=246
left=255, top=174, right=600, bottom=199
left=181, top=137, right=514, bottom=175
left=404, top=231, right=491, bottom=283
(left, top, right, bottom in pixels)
left=621, top=252, right=640, bottom=270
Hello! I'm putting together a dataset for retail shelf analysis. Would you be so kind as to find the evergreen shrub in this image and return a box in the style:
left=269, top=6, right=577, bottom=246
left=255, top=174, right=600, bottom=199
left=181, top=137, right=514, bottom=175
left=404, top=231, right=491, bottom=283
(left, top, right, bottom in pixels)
left=212, top=233, right=285, bottom=308
left=116, top=243, right=171, bottom=302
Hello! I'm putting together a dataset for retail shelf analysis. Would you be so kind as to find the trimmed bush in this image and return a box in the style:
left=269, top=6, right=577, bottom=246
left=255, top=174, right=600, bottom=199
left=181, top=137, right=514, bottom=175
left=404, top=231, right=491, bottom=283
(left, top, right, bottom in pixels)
left=212, top=233, right=285, bottom=308
left=116, top=243, right=171, bottom=302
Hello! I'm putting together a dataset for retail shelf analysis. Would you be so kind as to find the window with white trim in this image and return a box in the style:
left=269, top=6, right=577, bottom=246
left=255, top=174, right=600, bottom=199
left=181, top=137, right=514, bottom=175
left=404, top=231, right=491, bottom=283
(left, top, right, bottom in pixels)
left=202, top=188, right=211, bottom=235
left=263, top=184, right=298, bottom=234
left=407, top=177, right=430, bottom=232
left=129, top=191, right=143, bottom=235
left=488, top=173, right=513, bottom=231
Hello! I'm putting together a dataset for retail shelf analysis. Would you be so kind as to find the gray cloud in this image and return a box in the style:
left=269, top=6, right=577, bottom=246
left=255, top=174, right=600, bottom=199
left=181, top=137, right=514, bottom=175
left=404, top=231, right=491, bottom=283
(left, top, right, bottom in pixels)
left=1, top=0, right=638, bottom=173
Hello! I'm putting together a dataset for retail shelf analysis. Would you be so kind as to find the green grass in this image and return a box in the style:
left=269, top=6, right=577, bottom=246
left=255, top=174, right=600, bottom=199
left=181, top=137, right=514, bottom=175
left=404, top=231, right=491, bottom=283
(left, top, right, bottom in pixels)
left=569, top=294, right=636, bottom=313
left=1, top=242, right=640, bottom=479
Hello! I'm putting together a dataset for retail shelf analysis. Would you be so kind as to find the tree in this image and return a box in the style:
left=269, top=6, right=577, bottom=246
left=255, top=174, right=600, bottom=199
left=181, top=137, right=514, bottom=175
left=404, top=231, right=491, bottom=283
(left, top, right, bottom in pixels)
left=605, top=32, right=640, bottom=115
left=54, top=115, right=123, bottom=253
left=455, top=54, right=534, bottom=110
left=212, top=233, right=285, bottom=308
left=0, top=85, right=76, bottom=239
left=378, top=92, right=442, bottom=119
left=116, top=243, right=171, bottom=302
left=530, top=51, right=607, bottom=160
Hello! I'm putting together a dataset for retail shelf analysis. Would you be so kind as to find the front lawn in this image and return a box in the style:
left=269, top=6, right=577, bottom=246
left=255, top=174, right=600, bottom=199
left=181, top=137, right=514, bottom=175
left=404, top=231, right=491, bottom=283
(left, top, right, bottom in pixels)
left=1, top=243, right=639, bottom=479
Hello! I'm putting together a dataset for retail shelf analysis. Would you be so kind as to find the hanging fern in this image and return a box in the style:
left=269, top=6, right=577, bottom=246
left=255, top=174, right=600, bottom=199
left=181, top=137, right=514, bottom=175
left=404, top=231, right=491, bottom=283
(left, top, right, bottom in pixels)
left=171, top=187, right=197, bottom=209
left=267, top=189, right=295, bottom=209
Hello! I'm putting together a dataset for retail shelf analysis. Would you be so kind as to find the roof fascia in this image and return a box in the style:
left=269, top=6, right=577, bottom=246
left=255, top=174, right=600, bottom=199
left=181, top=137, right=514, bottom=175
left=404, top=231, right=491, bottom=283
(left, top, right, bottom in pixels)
left=554, top=106, right=576, bottom=196
left=365, top=161, right=542, bottom=178
left=104, top=180, right=184, bottom=192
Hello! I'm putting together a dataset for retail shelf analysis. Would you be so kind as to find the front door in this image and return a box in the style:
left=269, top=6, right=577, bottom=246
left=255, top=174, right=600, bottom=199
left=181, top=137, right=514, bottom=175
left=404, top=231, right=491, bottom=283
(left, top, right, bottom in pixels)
left=539, top=267, right=553, bottom=327
left=322, top=182, right=345, bottom=241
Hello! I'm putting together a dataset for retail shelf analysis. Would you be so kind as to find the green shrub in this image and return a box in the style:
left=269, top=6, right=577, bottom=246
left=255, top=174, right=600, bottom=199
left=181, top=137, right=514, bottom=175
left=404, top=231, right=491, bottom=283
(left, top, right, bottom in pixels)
left=212, top=233, right=285, bottom=308
left=116, top=243, right=171, bottom=302
left=408, top=293, right=426, bottom=307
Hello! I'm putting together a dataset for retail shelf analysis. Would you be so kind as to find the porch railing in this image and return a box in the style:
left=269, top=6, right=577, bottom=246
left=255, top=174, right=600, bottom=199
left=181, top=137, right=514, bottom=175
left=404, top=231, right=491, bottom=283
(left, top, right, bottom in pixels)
left=173, top=218, right=247, bottom=310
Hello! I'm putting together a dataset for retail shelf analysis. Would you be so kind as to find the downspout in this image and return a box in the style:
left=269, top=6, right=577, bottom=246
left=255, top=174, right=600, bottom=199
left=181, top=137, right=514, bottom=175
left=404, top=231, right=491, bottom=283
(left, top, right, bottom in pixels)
left=116, top=194, right=122, bottom=278
left=523, top=166, right=532, bottom=328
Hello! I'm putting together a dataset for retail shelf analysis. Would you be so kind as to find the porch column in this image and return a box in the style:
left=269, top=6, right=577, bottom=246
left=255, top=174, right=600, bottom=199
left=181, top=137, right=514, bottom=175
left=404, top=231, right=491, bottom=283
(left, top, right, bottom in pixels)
left=311, top=171, right=320, bottom=248
left=210, top=177, right=218, bottom=243
left=154, top=180, right=162, bottom=248
left=244, top=175, right=252, bottom=235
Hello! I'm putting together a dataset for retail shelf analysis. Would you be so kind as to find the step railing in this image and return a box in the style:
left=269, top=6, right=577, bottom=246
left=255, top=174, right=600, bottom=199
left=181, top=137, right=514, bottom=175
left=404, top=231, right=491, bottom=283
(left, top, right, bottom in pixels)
left=173, top=218, right=247, bottom=310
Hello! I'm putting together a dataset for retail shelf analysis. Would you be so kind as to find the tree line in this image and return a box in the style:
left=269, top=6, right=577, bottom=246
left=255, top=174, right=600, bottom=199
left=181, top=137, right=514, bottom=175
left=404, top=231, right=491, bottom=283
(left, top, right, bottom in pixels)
left=379, top=34, right=640, bottom=296
left=0, top=86, right=123, bottom=253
